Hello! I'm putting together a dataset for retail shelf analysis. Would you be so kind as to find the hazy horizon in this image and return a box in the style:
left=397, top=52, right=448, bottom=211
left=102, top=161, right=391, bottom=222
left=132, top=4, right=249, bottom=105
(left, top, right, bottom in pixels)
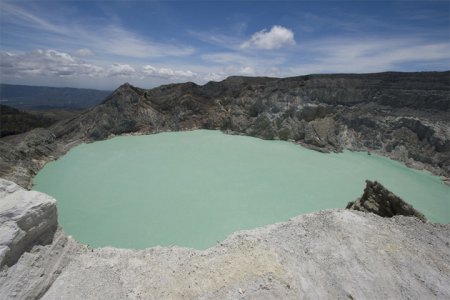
left=1, top=0, right=449, bottom=90
left=2, top=70, right=450, bottom=92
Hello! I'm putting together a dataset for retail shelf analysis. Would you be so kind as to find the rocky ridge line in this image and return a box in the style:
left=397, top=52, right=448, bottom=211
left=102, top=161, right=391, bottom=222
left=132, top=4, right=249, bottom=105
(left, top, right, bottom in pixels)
left=0, top=71, right=449, bottom=188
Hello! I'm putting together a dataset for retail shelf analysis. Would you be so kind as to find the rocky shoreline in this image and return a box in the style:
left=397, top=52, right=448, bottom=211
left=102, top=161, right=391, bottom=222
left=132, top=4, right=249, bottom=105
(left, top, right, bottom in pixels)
left=0, top=71, right=449, bottom=189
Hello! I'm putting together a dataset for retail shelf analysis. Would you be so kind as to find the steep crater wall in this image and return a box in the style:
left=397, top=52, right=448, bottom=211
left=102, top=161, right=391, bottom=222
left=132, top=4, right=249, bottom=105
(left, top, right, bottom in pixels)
left=0, top=71, right=449, bottom=188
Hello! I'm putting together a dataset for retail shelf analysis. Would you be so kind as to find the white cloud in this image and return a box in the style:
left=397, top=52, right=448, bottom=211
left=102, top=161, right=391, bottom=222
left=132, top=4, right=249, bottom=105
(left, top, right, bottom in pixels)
left=239, top=66, right=256, bottom=75
left=241, top=25, right=295, bottom=50
left=201, top=52, right=253, bottom=65
left=0, top=50, right=103, bottom=77
left=188, top=30, right=242, bottom=50
left=203, top=72, right=228, bottom=82
left=75, top=48, right=95, bottom=56
left=2, top=36, right=448, bottom=90
left=2, top=3, right=195, bottom=59
left=1, top=2, right=66, bottom=34
left=142, top=65, right=197, bottom=79
left=107, top=64, right=136, bottom=77
left=289, top=38, right=450, bottom=75
left=142, top=65, right=158, bottom=75
left=0, top=50, right=201, bottom=82
left=199, top=52, right=287, bottom=79
left=201, top=52, right=287, bottom=68
left=89, top=25, right=195, bottom=58
left=219, top=65, right=257, bottom=76
left=0, top=49, right=213, bottom=88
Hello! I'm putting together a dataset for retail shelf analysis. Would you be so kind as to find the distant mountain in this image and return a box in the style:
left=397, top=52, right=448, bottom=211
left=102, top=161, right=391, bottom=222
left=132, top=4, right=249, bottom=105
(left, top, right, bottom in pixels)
left=0, top=104, right=80, bottom=137
left=0, top=105, right=55, bottom=137
left=0, top=84, right=111, bottom=110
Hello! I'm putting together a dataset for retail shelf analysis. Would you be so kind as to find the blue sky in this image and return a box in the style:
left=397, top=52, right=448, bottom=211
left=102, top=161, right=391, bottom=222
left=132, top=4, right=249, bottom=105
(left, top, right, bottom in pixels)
left=1, top=0, right=449, bottom=89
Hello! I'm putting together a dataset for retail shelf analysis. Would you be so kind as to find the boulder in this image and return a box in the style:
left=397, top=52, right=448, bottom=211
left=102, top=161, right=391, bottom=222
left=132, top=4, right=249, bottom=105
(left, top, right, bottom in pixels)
left=346, top=180, right=427, bottom=221
left=0, top=179, right=57, bottom=267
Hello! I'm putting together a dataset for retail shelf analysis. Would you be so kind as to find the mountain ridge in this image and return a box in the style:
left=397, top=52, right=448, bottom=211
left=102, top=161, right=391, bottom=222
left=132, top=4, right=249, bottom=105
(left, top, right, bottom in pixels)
left=0, top=71, right=449, bottom=188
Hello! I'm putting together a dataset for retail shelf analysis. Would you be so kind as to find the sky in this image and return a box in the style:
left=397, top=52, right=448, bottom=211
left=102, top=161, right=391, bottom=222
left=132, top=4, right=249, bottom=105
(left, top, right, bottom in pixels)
left=0, top=0, right=449, bottom=90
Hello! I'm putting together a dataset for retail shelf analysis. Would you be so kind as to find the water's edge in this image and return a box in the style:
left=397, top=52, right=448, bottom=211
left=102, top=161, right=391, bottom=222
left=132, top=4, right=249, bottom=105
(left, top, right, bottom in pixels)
left=33, top=130, right=450, bottom=249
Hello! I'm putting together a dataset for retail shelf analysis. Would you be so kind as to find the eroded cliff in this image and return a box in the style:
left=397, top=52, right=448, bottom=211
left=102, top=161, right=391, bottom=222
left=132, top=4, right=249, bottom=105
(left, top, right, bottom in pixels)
left=0, top=72, right=449, bottom=188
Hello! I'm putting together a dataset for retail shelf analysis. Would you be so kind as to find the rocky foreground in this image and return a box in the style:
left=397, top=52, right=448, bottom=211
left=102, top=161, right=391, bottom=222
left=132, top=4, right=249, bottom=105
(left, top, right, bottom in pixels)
left=0, top=72, right=449, bottom=188
left=1, top=178, right=449, bottom=299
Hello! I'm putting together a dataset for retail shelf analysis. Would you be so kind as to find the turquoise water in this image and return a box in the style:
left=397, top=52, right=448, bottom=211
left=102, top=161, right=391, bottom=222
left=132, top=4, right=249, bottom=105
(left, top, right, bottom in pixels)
left=33, top=130, right=450, bottom=249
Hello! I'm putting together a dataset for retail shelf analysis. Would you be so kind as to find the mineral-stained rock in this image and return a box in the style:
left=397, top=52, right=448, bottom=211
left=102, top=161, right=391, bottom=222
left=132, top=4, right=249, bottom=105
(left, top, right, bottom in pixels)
left=0, top=178, right=57, bottom=267
left=346, top=180, right=427, bottom=221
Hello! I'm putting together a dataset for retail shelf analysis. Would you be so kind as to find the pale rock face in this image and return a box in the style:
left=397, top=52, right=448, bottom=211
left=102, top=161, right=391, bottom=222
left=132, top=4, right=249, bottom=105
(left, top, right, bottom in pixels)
left=0, top=178, right=57, bottom=267
left=41, top=210, right=450, bottom=300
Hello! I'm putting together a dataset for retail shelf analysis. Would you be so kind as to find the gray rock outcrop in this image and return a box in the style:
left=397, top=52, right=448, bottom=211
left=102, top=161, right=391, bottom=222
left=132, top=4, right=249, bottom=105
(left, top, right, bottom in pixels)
left=0, top=178, right=57, bottom=267
left=0, top=178, right=449, bottom=299
left=1, top=72, right=449, bottom=188
left=346, top=180, right=427, bottom=221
